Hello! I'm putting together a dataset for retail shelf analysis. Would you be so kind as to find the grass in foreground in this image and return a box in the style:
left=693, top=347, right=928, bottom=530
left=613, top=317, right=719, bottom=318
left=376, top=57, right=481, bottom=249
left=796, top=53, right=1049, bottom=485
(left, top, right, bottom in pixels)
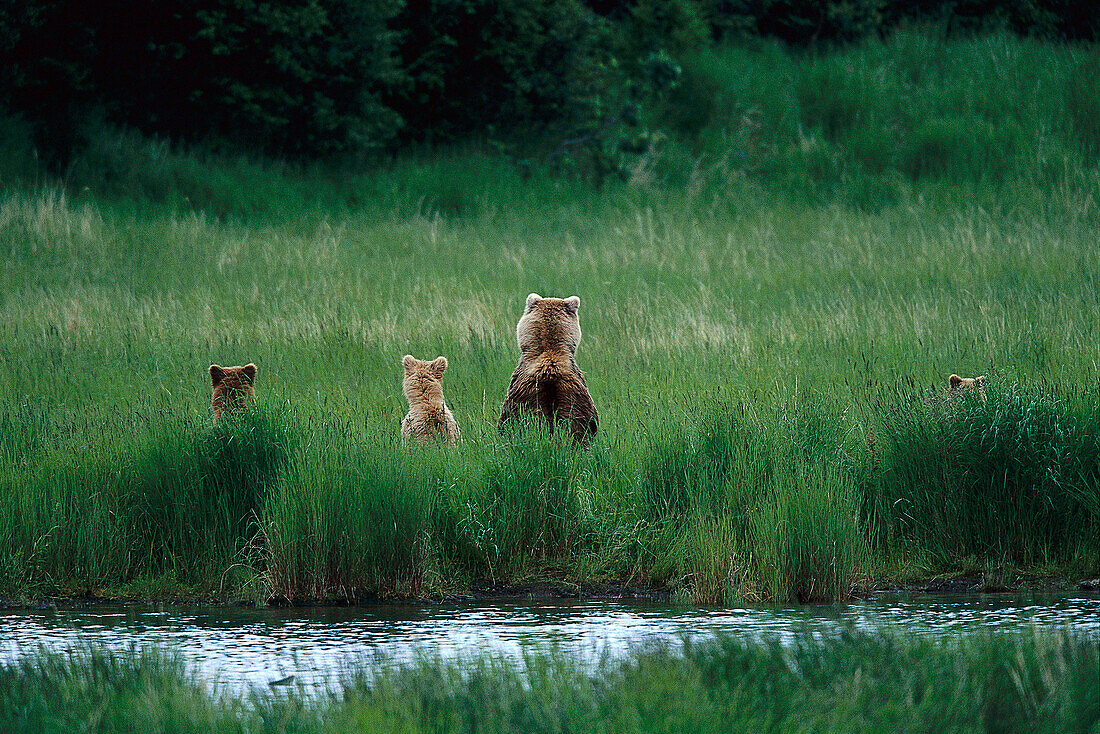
left=1, top=630, right=1096, bottom=733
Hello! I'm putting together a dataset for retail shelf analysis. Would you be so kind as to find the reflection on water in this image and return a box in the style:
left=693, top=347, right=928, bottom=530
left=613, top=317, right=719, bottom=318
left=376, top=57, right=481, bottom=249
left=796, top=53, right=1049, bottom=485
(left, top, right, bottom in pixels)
left=3, top=594, right=1098, bottom=694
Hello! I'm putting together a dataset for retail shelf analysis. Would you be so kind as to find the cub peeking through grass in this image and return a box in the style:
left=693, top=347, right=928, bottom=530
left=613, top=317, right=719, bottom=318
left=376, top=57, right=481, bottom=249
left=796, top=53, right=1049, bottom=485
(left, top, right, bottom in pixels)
left=209, top=363, right=257, bottom=422
left=402, top=355, right=460, bottom=445
left=949, top=373, right=987, bottom=403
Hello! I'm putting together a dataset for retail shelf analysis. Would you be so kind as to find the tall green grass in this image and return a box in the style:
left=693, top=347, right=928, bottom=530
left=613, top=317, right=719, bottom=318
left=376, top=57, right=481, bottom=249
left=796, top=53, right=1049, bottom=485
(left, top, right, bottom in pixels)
left=0, top=408, right=289, bottom=595
left=641, top=402, right=865, bottom=602
left=1, top=29, right=1098, bottom=603
left=869, top=380, right=1100, bottom=567
left=263, top=424, right=440, bottom=600
left=0, top=647, right=239, bottom=733
left=3, top=631, right=1096, bottom=733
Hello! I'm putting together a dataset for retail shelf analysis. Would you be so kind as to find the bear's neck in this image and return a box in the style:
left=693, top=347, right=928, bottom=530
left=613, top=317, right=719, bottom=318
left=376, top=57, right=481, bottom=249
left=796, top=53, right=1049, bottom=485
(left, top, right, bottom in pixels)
left=406, top=380, right=444, bottom=409
left=523, top=345, right=575, bottom=360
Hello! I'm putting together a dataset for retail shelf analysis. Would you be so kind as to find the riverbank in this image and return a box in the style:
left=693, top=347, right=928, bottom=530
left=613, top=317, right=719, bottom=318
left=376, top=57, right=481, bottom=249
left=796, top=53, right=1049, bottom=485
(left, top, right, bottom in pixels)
left=5, top=570, right=1099, bottom=611
left=3, top=389, right=1097, bottom=607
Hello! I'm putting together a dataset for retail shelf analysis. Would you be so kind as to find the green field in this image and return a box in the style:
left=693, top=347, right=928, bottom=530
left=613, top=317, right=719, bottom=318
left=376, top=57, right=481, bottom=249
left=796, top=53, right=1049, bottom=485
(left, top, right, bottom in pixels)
left=1, top=30, right=1098, bottom=604
left=2, top=630, right=1097, bottom=733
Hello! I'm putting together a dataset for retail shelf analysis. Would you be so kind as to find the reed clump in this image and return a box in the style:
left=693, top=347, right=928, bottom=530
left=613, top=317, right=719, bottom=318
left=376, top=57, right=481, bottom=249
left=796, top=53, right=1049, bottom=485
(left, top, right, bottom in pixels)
left=641, top=401, right=865, bottom=602
left=0, top=407, right=291, bottom=594
left=869, top=380, right=1100, bottom=566
left=263, top=424, right=440, bottom=600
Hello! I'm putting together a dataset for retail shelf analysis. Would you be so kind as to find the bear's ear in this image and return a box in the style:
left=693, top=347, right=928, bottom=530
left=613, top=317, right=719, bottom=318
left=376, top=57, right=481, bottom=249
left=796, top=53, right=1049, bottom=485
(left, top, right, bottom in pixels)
left=949, top=374, right=963, bottom=389
left=242, top=363, right=257, bottom=384
left=429, top=356, right=448, bottom=378
left=563, top=296, right=580, bottom=315
left=974, top=375, right=987, bottom=387
left=403, top=355, right=417, bottom=374
left=210, top=364, right=226, bottom=386
left=525, top=293, right=543, bottom=311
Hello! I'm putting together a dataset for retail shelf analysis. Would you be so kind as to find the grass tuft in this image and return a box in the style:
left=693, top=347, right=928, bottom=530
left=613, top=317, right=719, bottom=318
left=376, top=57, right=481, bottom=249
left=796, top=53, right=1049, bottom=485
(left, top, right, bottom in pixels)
left=870, top=380, right=1100, bottom=566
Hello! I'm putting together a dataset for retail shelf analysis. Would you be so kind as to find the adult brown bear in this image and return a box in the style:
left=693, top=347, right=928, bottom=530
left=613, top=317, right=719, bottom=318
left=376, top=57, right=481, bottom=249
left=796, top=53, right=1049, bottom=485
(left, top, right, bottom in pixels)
left=498, top=293, right=598, bottom=445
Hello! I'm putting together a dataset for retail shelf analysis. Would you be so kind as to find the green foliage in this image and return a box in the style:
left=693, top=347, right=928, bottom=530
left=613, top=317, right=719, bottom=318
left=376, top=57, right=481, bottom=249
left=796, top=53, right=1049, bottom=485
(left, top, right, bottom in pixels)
left=121, top=408, right=292, bottom=580
left=0, top=407, right=291, bottom=593
left=624, top=0, right=710, bottom=57
left=752, top=460, right=863, bottom=602
left=0, top=647, right=240, bottom=733
left=391, top=0, right=608, bottom=139
left=0, top=0, right=705, bottom=178
left=1, top=0, right=404, bottom=161
left=441, top=425, right=597, bottom=581
left=642, top=402, right=864, bottom=602
left=0, top=2, right=96, bottom=166
left=642, top=407, right=780, bottom=520
left=882, top=0, right=1096, bottom=40
left=754, top=0, right=888, bottom=43
left=3, top=0, right=1099, bottom=173
left=1, top=31, right=1099, bottom=604
left=665, top=30, right=1096, bottom=206
left=902, top=116, right=1024, bottom=181
left=704, top=0, right=1100, bottom=42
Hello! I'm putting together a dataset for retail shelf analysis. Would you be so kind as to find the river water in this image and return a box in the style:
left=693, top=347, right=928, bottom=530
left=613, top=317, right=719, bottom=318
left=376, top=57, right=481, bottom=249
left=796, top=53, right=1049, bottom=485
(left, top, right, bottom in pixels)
left=3, top=593, right=1098, bottom=694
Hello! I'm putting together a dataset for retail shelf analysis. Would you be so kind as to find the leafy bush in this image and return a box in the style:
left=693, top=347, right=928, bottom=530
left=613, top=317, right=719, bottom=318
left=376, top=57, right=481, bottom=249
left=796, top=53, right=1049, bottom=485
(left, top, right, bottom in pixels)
left=702, top=0, right=888, bottom=43
left=883, top=0, right=1095, bottom=39
left=1, top=0, right=404, bottom=162
left=392, top=0, right=608, bottom=140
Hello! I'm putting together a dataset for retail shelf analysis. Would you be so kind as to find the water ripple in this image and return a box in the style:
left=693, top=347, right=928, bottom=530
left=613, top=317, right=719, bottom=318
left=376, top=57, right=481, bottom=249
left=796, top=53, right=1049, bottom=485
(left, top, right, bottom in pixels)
left=3, top=593, right=1097, bottom=694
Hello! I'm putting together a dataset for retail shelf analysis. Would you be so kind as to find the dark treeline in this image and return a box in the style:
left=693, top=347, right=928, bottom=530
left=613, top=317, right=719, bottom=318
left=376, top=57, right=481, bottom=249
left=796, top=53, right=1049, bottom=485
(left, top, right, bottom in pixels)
left=2, top=0, right=1097, bottom=168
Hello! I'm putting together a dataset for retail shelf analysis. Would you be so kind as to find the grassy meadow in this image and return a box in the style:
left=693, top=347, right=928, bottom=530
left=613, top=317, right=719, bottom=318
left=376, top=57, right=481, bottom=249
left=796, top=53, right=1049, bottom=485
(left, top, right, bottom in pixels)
left=1, top=30, right=1098, bottom=604
left=2, top=630, right=1097, bottom=733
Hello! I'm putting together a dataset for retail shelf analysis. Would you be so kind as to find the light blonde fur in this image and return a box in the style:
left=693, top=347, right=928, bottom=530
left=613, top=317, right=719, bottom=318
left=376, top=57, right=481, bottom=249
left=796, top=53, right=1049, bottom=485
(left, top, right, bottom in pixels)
left=401, top=355, right=460, bottom=445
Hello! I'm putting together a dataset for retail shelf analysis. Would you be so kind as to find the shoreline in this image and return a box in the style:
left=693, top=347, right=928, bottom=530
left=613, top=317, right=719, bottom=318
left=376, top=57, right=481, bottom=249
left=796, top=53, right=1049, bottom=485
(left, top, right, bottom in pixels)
left=5, top=574, right=1098, bottom=611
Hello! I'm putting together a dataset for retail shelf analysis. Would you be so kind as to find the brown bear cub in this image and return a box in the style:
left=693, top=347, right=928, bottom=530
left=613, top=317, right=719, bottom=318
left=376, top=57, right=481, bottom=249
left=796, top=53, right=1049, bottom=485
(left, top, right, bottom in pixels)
left=209, top=363, right=257, bottom=422
left=402, top=355, right=460, bottom=445
left=949, top=373, right=987, bottom=402
left=499, top=293, right=598, bottom=445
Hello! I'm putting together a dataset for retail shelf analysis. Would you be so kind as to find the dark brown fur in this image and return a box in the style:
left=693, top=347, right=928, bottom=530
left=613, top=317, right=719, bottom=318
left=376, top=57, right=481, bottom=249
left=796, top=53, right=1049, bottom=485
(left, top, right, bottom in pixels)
left=498, top=294, right=598, bottom=444
left=209, top=363, right=256, bottom=422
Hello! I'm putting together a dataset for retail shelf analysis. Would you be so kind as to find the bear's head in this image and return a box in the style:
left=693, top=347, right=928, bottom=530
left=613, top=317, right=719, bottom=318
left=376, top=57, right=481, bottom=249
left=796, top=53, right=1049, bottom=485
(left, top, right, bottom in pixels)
left=209, top=363, right=257, bottom=421
left=403, top=355, right=448, bottom=404
left=949, top=373, right=986, bottom=398
left=516, top=293, right=581, bottom=356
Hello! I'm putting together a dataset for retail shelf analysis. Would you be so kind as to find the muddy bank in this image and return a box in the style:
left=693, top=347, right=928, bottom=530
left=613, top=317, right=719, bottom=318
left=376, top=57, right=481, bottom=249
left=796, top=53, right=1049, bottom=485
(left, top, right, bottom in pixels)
left=4, top=573, right=1099, bottom=611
